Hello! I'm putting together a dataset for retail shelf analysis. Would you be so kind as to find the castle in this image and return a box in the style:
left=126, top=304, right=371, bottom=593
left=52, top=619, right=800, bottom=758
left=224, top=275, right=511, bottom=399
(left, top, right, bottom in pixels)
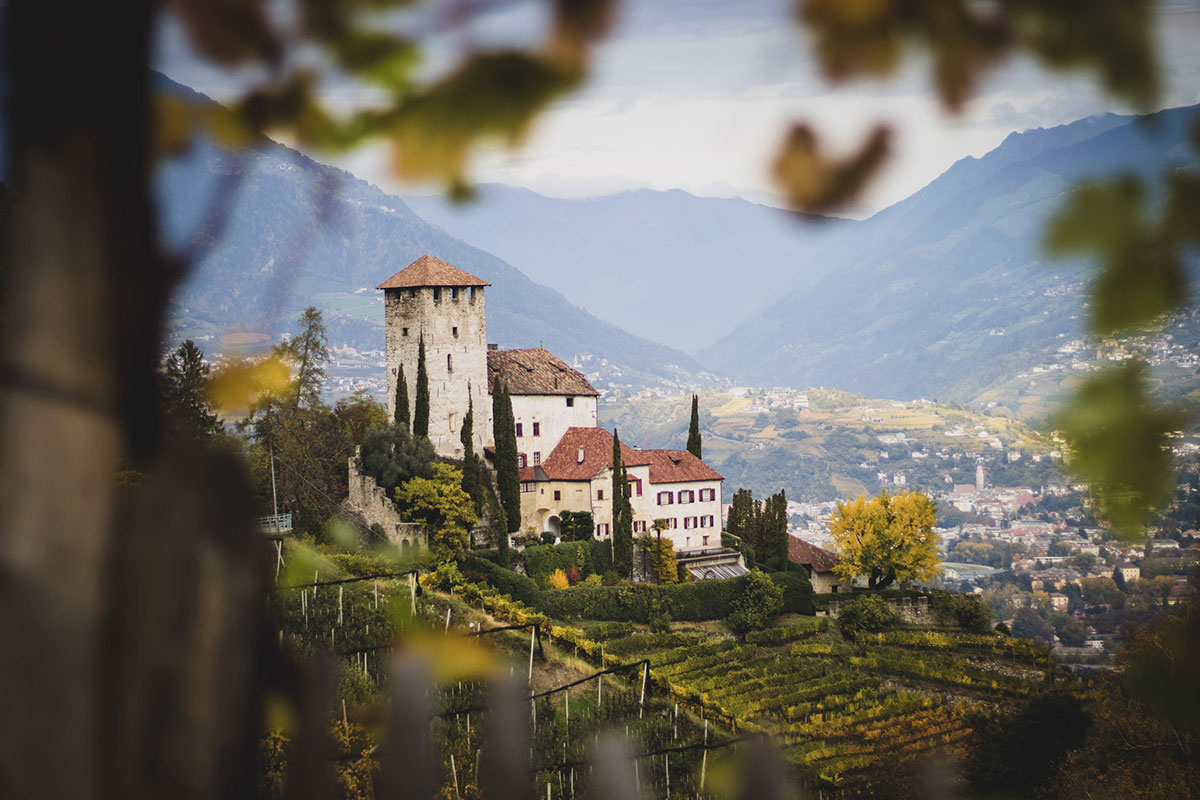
left=373, top=254, right=744, bottom=575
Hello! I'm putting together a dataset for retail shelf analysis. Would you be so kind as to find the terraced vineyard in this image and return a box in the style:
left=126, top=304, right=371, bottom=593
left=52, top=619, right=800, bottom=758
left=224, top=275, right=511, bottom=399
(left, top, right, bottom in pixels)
left=599, top=618, right=1069, bottom=792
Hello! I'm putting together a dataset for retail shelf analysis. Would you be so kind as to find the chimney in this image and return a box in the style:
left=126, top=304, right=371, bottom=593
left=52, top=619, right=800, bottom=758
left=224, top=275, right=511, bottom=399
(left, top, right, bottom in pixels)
left=577, top=447, right=585, bottom=464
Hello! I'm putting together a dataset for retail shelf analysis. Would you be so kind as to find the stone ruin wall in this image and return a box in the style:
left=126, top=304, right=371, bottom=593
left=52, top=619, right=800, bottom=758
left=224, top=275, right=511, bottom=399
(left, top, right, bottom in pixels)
left=346, top=452, right=427, bottom=552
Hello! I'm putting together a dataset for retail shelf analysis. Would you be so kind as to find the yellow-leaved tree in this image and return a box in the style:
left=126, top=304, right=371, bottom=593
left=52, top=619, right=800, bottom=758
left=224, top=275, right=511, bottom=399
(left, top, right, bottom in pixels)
left=830, top=489, right=939, bottom=589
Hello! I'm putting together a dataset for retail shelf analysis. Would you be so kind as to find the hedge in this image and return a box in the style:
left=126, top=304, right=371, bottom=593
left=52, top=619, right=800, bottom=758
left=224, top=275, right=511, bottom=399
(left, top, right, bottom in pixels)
left=522, top=540, right=612, bottom=588
left=773, top=571, right=815, bottom=614
left=535, top=569, right=813, bottom=622
left=461, top=555, right=539, bottom=605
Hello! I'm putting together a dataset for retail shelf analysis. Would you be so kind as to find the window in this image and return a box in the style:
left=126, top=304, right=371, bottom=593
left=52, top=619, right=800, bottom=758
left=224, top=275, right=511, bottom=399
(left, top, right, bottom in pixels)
left=452, top=326, right=458, bottom=338
left=533, top=452, right=541, bottom=465
left=596, top=523, right=610, bottom=536
left=698, top=488, right=714, bottom=502
left=597, top=489, right=604, bottom=500
left=657, top=491, right=674, bottom=505
left=554, top=490, right=561, bottom=501
left=566, top=397, right=574, bottom=407
left=683, top=517, right=692, bottom=530
left=532, top=422, right=541, bottom=436
left=520, top=482, right=534, bottom=493
left=627, top=478, right=642, bottom=497
left=702, top=535, right=710, bottom=547
left=515, top=423, right=523, bottom=437
left=518, top=454, right=527, bottom=468
left=447, top=354, right=453, bottom=373
left=402, top=327, right=409, bottom=337
left=451, top=287, right=459, bottom=299
left=469, top=287, right=477, bottom=300
left=669, top=518, right=678, bottom=529
left=679, top=490, right=695, bottom=504
left=432, top=288, right=441, bottom=300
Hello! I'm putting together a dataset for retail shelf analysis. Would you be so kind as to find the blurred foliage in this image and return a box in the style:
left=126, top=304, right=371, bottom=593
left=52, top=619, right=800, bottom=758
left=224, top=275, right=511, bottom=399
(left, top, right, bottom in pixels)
left=1054, top=361, right=1185, bottom=535
left=784, top=0, right=1198, bottom=542
left=164, top=0, right=615, bottom=195
left=1046, top=168, right=1200, bottom=336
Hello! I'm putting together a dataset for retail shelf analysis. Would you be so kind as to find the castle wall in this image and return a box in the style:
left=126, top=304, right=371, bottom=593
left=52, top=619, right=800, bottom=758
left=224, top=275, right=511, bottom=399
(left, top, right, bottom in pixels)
left=347, top=453, right=427, bottom=551
left=384, top=286, right=492, bottom=459
left=510, top=394, right=598, bottom=468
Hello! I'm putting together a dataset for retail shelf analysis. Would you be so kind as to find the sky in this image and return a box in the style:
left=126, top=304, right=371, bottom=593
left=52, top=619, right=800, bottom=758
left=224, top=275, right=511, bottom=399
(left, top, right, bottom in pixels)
left=157, top=0, right=1200, bottom=217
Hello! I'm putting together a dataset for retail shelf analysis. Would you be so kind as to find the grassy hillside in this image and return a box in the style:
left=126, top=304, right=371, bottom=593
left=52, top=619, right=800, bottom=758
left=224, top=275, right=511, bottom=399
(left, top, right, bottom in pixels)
left=601, top=388, right=1062, bottom=502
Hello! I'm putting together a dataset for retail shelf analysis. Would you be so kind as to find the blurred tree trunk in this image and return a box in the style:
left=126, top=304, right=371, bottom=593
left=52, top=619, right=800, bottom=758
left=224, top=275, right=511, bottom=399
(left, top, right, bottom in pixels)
left=0, top=2, right=266, bottom=798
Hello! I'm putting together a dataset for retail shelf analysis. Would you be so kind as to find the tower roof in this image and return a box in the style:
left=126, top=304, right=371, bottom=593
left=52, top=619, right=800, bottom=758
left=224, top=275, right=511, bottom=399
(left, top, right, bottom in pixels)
left=487, top=348, right=599, bottom=397
left=377, top=254, right=491, bottom=289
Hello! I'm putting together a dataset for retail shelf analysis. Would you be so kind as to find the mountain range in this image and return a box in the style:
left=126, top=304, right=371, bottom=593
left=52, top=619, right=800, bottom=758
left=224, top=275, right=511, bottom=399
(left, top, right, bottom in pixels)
left=154, top=79, right=703, bottom=390
left=700, top=104, right=1200, bottom=400
left=152, top=77, right=1198, bottom=405
left=405, top=186, right=850, bottom=352
left=411, top=105, right=1199, bottom=403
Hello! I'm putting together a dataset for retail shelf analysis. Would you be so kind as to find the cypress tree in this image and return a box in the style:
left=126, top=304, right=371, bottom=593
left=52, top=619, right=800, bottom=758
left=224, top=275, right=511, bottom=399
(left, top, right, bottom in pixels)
left=492, top=377, right=521, bottom=540
left=460, top=395, right=483, bottom=514
left=393, top=363, right=410, bottom=432
left=611, top=429, right=634, bottom=579
left=413, top=333, right=429, bottom=438
left=686, top=393, right=702, bottom=459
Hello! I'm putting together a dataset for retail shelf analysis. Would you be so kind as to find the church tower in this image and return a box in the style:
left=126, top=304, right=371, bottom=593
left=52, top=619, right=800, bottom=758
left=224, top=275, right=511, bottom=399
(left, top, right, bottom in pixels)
left=378, top=255, right=492, bottom=459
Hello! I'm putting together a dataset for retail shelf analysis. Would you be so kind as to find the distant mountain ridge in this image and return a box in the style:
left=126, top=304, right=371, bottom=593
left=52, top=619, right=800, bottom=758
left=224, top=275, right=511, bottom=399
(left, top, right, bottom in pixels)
left=152, top=77, right=703, bottom=388
left=699, top=104, right=1200, bottom=401
left=405, top=185, right=851, bottom=352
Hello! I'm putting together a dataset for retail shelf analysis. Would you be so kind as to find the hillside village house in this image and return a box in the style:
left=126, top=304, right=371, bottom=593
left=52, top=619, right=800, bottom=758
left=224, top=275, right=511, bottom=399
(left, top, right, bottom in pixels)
left=788, top=536, right=850, bottom=593
left=361, top=253, right=744, bottom=577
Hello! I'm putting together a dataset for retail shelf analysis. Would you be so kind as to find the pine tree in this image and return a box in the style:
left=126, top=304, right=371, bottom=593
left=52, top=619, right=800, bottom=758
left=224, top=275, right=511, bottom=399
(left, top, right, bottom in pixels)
left=686, top=393, right=702, bottom=459
left=162, top=339, right=221, bottom=438
left=413, top=333, right=430, bottom=438
left=460, top=395, right=483, bottom=514
left=393, top=363, right=410, bottom=432
left=492, top=377, right=521, bottom=541
left=760, top=490, right=788, bottom=569
left=611, top=429, right=634, bottom=579
left=282, top=306, right=329, bottom=410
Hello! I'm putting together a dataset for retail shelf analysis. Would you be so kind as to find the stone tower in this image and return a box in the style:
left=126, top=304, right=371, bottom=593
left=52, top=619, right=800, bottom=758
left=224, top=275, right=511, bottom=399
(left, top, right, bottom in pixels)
left=378, top=255, right=492, bottom=459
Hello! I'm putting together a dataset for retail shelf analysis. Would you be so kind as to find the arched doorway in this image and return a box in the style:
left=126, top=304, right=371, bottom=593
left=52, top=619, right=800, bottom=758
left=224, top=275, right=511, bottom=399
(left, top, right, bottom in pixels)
left=544, top=514, right=561, bottom=537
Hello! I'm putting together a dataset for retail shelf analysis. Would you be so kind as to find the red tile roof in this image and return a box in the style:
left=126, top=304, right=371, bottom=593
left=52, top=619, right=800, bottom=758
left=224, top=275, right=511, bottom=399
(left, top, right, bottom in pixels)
left=788, top=536, right=840, bottom=574
left=641, top=449, right=723, bottom=484
left=529, top=427, right=722, bottom=484
left=488, top=348, right=599, bottom=397
left=377, top=254, right=490, bottom=289
left=537, top=427, right=645, bottom=481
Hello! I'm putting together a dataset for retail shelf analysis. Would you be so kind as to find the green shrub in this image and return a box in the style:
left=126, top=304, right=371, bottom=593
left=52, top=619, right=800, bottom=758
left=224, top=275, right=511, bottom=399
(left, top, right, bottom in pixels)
left=648, top=599, right=672, bottom=633
left=522, top=541, right=607, bottom=588
left=534, top=576, right=745, bottom=622
left=930, top=591, right=992, bottom=632
left=461, top=555, right=539, bottom=605
left=727, top=569, right=783, bottom=635
left=582, top=621, right=635, bottom=640
left=838, top=594, right=896, bottom=640
left=768, top=570, right=815, bottom=614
